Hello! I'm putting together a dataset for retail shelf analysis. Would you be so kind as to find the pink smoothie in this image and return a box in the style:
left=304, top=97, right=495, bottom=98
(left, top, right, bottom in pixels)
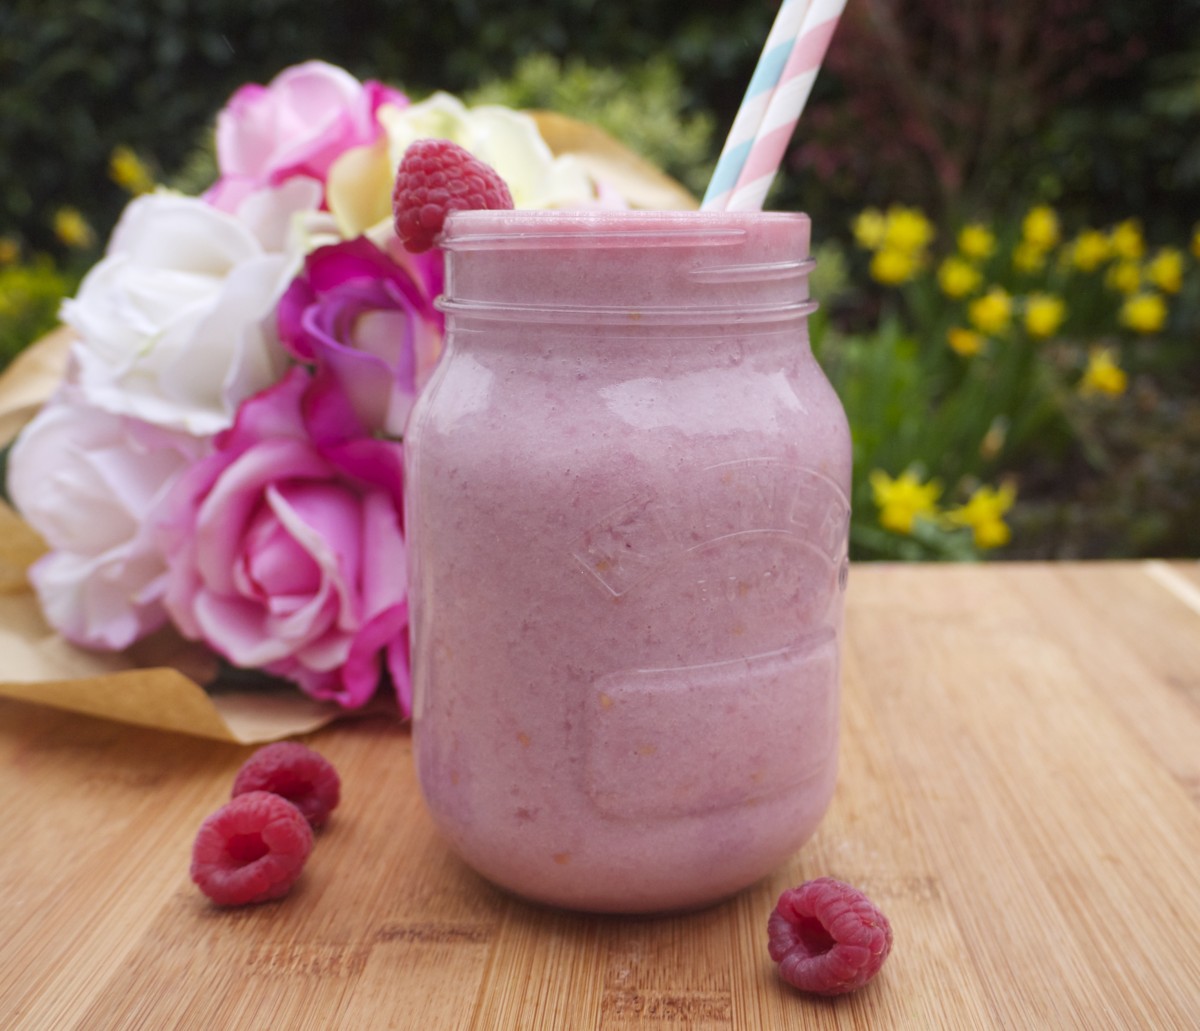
left=405, top=210, right=851, bottom=912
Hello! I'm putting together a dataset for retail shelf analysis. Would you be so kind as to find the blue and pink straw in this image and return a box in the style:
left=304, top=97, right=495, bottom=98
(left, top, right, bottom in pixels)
left=702, top=0, right=847, bottom=213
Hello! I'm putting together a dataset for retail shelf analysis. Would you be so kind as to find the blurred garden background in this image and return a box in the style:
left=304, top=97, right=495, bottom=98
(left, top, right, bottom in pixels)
left=1, top=0, right=1197, bottom=561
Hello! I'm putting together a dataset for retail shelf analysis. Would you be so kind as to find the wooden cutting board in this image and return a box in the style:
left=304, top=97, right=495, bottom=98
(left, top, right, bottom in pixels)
left=2, top=561, right=1199, bottom=1029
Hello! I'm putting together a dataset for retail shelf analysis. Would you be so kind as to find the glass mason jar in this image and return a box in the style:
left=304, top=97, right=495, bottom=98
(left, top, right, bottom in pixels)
left=405, top=210, right=851, bottom=913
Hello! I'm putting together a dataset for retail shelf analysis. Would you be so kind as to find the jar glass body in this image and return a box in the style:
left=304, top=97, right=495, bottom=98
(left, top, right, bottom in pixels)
left=405, top=211, right=851, bottom=912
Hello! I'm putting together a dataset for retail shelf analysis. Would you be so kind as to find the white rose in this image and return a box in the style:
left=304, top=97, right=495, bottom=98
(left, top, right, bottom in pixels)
left=61, top=183, right=319, bottom=435
left=377, top=92, right=599, bottom=210
left=8, top=393, right=207, bottom=650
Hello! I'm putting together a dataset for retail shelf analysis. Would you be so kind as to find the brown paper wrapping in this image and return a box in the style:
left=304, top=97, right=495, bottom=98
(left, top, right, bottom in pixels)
left=0, top=501, right=347, bottom=742
left=0, top=325, right=73, bottom=448
left=530, top=111, right=698, bottom=211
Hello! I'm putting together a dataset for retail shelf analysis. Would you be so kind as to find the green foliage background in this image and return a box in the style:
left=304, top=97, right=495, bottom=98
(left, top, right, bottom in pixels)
left=2, top=0, right=1198, bottom=254
left=0, top=0, right=1197, bottom=559
left=0, top=0, right=762, bottom=253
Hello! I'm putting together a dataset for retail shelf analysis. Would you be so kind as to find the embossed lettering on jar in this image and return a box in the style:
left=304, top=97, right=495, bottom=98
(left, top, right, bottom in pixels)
left=404, top=210, right=851, bottom=912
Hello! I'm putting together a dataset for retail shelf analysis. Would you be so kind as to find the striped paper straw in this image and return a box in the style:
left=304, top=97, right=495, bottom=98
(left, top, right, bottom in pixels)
left=700, top=0, right=813, bottom=212
left=705, top=0, right=846, bottom=213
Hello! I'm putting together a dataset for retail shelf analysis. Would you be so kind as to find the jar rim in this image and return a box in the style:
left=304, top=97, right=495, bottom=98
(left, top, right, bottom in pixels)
left=441, top=209, right=811, bottom=252
left=435, top=297, right=818, bottom=326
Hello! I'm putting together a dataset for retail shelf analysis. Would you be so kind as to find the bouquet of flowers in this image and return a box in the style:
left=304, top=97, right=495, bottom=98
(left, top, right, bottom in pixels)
left=5, top=60, right=675, bottom=720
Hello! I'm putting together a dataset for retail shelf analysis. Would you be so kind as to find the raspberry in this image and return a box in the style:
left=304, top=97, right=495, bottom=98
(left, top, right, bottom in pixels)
left=190, top=791, right=313, bottom=906
left=767, top=877, right=893, bottom=996
left=231, top=742, right=341, bottom=829
left=391, top=138, right=514, bottom=253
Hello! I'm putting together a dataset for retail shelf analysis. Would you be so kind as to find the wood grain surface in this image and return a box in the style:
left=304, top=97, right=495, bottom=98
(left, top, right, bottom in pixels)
left=2, top=562, right=1199, bottom=1030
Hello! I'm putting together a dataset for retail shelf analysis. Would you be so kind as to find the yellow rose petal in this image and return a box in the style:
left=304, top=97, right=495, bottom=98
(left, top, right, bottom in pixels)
left=326, top=139, right=395, bottom=238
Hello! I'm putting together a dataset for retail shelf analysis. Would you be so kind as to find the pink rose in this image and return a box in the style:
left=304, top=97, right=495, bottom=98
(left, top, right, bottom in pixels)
left=158, top=367, right=410, bottom=711
left=277, top=236, right=443, bottom=438
left=206, top=60, right=407, bottom=213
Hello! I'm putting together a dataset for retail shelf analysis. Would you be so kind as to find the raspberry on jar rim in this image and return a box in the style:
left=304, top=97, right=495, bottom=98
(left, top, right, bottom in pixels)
left=391, top=138, right=514, bottom=253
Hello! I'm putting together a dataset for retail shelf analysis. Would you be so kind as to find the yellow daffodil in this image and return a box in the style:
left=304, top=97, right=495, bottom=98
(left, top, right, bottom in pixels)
left=1109, top=219, right=1145, bottom=261
left=1080, top=347, right=1127, bottom=397
left=1023, top=293, right=1067, bottom=338
left=1021, top=205, right=1060, bottom=250
left=946, top=482, right=1016, bottom=549
left=882, top=205, right=934, bottom=253
left=1013, top=240, right=1048, bottom=274
left=1069, top=229, right=1110, bottom=272
left=967, top=287, right=1012, bottom=335
left=1145, top=248, right=1184, bottom=294
left=852, top=208, right=887, bottom=250
left=109, top=145, right=156, bottom=195
left=53, top=207, right=94, bottom=249
left=1192, top=223, right=1200, bottom=261
left=937, top=256, right=982, bottom=298
left=1119, top=292, right=1167, bottom=334
left=869, top=469, right=941, bottom=535
left=0, top=235, right=18, bottom=265
left=958, top=223, right=996, bottom=260
left=870, top=247, right=920, bottom=285
left=947, top=327, right=985, bottom=356
left=979, top=417, right=1008, bottom=462
left=1105, top=260, right=1141, bottom=295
